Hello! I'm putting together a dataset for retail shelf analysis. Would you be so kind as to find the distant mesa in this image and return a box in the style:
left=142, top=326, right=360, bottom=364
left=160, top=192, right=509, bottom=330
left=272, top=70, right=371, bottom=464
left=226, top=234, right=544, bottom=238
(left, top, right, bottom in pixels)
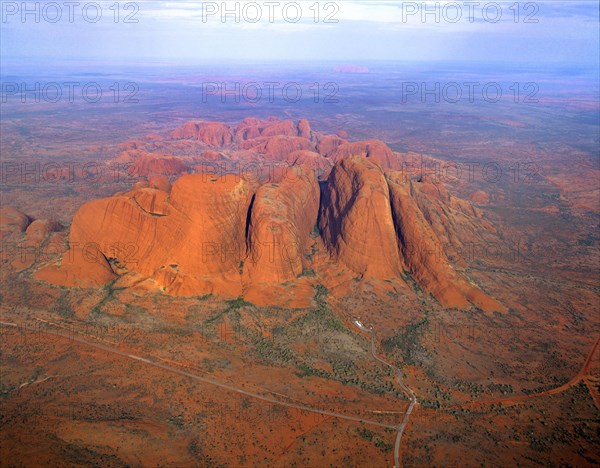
left=34, top=117, right=504, bottom=312
left=334, top=65, right=370, bottom=74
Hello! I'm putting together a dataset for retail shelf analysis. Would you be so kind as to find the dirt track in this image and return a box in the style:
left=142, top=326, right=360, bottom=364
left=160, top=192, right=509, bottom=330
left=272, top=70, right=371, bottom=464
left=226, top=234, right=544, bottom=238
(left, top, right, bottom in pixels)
left=452, top=335, right=600, bottom=410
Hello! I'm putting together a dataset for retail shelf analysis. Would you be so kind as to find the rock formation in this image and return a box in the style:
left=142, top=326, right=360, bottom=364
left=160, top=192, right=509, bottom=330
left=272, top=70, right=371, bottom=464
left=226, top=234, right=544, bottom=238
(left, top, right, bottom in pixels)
left=386, top=173, right=503, bottom=311
left=285, top=151, right=333, bottom=180
left=129, top=153, right=188, bottom=178
left=316, top=134, right=347, bottom=157
left=319, top=156, right=404, bottom=279
left=330, top=140, right=401, bottom=170
left=241, top=135, right=315, bottom=160
left=36, top=117, right=503, bottom=312
left=171, top=121, right=233, bottom=147
left=245, top=165, right=319, bottom=283
left=39, top=174, right=253, bottom=297
left=0, top=207, right=30, bottom=240
left=318, top=157, right=502, bottom=311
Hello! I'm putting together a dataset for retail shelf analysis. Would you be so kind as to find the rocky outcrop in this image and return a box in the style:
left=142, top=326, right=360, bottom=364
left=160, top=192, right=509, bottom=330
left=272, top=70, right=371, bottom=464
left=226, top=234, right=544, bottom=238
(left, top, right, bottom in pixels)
left=286, top=150, right=333, bottom=180
left=317, top=134, right=347, bottom=157
left=470, top=190, right=490, bottom=205
left=241, top=135, right=315, bottom=160
left=148, top=175, right=172, bottom=193
left=171, top=122, right=233, bottom=147
left=35, top=117, right=503, bottom=312
left=0, top=207, right=30, bottom=240
left=318, top=158, right=503, bottom=311
left=129, top=154, right=188, bottom=178
left=0, top=207, right=65, bottom=273
left=34, top=245, right=116, bottom=288
left=330, top=140, right=401, bottom=170
left=298, top=119, right=312, bottom=139
left=25, top=219, right=61, bottom=245
left=386, top=173, right=503, bottom=311
left=41, top=174, right=254, bottom=297
left=319, top=156, right=404, bottom=279
left=260, top=120, right=298, bottom=138
left=234, top=118, right=263, bottom=142
left=410, top=176, right=493, bottom=250
left=245, top=166, right=319, bottom=283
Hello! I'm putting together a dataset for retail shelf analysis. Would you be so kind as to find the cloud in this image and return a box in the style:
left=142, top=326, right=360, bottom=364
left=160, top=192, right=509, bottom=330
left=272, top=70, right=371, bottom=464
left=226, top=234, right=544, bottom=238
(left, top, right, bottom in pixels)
left=0, top=0, right=597, bottom=65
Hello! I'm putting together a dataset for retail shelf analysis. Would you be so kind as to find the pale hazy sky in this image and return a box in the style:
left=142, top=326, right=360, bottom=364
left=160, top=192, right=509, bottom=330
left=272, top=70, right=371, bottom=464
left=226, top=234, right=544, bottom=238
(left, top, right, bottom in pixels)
left=1, top=1, right=598, bottom=66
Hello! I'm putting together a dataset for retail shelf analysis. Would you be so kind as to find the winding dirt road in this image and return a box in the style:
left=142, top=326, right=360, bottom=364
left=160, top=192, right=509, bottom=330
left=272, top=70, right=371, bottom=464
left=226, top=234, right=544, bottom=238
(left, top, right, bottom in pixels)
left=451, top=334, right=600, bottom=411
left=351, top=320, right=417, bottom=468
